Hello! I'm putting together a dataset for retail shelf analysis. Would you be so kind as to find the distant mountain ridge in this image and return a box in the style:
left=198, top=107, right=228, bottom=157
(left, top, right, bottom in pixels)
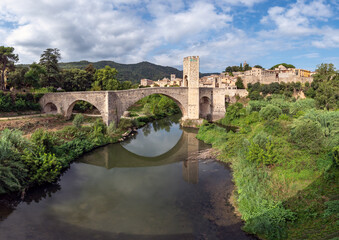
left=58, top=60, right=217, bottom=83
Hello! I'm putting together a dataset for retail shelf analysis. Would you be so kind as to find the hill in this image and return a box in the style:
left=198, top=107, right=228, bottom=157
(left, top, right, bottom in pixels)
left=58, top=60, right=216, bottom=83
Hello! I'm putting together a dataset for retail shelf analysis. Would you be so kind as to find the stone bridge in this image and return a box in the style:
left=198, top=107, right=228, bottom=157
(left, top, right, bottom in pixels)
left=39, top=56, right=248, bottom=126
left=39, top=87, right=247, bottom=126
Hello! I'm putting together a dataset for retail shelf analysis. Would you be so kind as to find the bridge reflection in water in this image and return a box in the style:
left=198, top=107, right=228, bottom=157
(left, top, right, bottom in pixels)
left=80, top=129, right=207, bottom=184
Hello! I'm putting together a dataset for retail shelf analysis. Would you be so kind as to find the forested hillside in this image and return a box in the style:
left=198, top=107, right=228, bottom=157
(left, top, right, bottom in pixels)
left=57, top=60, right=182, bottom=83
left=58, top=60, right=217, bottom=83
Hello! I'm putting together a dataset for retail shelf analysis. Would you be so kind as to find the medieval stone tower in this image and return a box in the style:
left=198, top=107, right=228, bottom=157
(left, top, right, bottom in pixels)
left=183, top=56, right=200, bottom=119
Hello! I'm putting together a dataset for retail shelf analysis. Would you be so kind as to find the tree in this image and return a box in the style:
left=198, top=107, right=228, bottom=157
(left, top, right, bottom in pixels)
left=253, top=65, right=263, bottom=69
left=259, top=104, right=282, bottom=120
left=85, top=63, right=96, bottom=75
left=0, top=46, right=19, bottom=90
left=120, top=81, right=133, bottom=90
left=225, top=66, right=233, bottom=72
left=24, top=63, right=46, bottom=88
left=270, top=63, right=295, bottom=70
left=311, top=63, right=339, bottom=110
left=7, top=67, right=29, bottom=89
left=236, top=77, right=245, bottom=89
left=92, top=65, right=119, bottom=90
left=39, top=48, right=61, bottom=87
left=61, top=68, right=94, bottom=91
left=244, top=64, right=251, bottom=71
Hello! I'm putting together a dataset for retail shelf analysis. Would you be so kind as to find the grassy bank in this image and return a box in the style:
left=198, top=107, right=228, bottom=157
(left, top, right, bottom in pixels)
left=197, top=95, right=338, bottom=240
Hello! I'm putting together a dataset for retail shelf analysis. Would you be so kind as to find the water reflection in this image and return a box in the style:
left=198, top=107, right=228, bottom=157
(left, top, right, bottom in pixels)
left=81, top=117, right=205, bottom=185
left=121, top=115, right=183, bottom=157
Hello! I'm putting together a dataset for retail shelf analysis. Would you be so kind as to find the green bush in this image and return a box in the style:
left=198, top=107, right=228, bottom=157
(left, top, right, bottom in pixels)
left=323, top=200, right=339, bottom=218
left=290, top=98, right=316, bottom=115
left=107, top=120, right=117, bottom=135
left=220, top=102, right=245, bottom=125
left=269, top=98, right=291, bottom=114
left=31, top=129, right=59, bottom=153
left=247, top=139, right=278, bottom=165
left=118, top=118, right=133, bottom=130
left=259, top=104, right=282, bottom=121
left=248, top=100, right=268, bottom=112
left=0, top=129, right=28, bottom=194
left=73, top=114, right=84, bottom=128
left=22, top=147, right=62, bottom=185
left=244, top=206, right=295, bottom=240
left=290, top=118, right=324, bottom=152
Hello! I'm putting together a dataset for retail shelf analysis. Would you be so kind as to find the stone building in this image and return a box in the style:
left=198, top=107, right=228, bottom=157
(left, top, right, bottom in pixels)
left=239, top=65, right=313, bottom=87
left=140, top=79, right=153, bottom=87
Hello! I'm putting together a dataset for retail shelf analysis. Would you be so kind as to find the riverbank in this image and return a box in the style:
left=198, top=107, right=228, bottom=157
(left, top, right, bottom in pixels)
left=196, top=97, right=338, bottom=240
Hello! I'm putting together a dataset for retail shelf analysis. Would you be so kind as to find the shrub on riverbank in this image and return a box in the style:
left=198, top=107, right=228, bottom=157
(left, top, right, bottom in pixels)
left=0, top=92, right=42, bottom=112
left=197, top=95, right=339, bottom=239
left=0, top=116, right=138, bottom=195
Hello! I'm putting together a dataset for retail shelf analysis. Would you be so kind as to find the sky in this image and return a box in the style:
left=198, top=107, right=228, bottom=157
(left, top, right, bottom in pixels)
left=0, top=0, right=338, bottom=72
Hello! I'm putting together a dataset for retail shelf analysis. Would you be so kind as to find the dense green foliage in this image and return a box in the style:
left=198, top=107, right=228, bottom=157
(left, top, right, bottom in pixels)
left=39, top=48, right=61, bottom=87
left=235, top=77, right=245, bottom=89
left=197, top=96, right=338, bottom=240
left=0, top=129, right=28, bottom=194
left=58, top=60, right=185, bottom=84
left=306, top=63, right=339, bottom=110
left=270, top=63, right=296, bottom=70
left=128, top=94, right=181, bottom=118
left=0, top=92, right=42, bottom=112
left=225, top=63, right=251, bottom=73
left=92, top=66, right=120, bottom=90
left=0, top=119, right=122, bottom=194
left=7, top=48, right=139, bottom=91
left=73, top=114, right=84, bottom=128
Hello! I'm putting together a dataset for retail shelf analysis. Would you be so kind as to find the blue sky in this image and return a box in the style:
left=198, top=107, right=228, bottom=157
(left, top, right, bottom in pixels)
left=0, top=0, right=338, bottom=72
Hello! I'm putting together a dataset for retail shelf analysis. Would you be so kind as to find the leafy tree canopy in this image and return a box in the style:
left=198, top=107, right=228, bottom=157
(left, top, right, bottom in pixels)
left=39, top=48, right=61, bottom=87
left=0, top=46, right=19, bottom=89
left=236, top=77, right=245, bottom=89
left=270, top=63, right=295, bottom=70
left=92, top=65, right=119, bottom=90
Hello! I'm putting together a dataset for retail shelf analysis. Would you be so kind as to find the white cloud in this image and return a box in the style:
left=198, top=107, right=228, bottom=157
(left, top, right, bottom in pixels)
left=154, top=2, right=232, bottom=42
left=260, top=0, right=333, bottom=36
left=216, top=0, right=266, bottom=7
left=312, top=27, right=339, bottom=48
left=0, top=0, right=337, bottom=71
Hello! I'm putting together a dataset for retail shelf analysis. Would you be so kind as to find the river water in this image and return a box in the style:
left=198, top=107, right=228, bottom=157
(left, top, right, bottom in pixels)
left=0, top=115, right=255, bottom=240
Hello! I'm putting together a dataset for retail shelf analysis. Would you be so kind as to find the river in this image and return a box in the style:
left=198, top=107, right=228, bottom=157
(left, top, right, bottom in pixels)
left=0, top=114, right=255, bottom=240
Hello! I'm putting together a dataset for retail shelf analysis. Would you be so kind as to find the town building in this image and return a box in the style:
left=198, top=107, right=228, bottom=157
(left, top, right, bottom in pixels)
left=139, top=64, right=313, bottom=89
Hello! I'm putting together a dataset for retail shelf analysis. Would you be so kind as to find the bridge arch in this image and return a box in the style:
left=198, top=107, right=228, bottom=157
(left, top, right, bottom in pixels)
left=199, top=96, right=212, bottom=120
left=123, top=93, right=187, bottom=118
left=113, top=88, right=188, bottom=125
left=43, top=102, right=58, bottom=114
left=65, top=99, right=103, bottom=119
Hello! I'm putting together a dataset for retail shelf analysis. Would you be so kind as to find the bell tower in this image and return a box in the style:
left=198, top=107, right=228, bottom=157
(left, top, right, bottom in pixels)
left=183, top=56, right=200, bottom=119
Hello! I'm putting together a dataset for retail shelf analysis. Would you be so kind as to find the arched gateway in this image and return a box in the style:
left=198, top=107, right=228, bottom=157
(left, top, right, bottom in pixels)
left=39, top=56, right=248, bottom=126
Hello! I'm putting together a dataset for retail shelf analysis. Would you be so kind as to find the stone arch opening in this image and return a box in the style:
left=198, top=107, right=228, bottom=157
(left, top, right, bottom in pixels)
left=43, top=102, right=58, bottom=114
left=199, top=96, right=211, bottom=120
left=66, top=99, right=103, bottom=120
left=184, top=75, right=188, bottom=87
left=126, top=93, right=186, bottom=119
